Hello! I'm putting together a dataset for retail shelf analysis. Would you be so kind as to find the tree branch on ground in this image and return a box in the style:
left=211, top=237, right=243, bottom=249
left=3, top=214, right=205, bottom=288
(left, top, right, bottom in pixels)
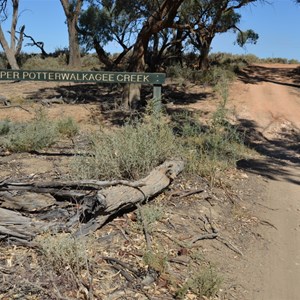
left=0, top=160, right=184, bottom=245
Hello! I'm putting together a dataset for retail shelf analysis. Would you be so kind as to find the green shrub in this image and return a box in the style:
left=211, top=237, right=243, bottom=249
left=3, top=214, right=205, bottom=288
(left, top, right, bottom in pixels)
left=202, top=65, right=236, bottom=86
left=72, top=116, right=178, bottom=180
left=166, top=62, right=236, bottom=86
left=143, top=250, right=168, bottom=274
left=22, top=55, right=67, bottom=70
left=175, top=266, right=222, bottom=299
left=0, top=120, right=11, bottom=135
left=175, top=96, right=247, bottom=185
left=37, top=233, right=90, bottom=275
left=5, top=110, right=57, bottom=152
left=288, top=59, right=300, bottom=64
left=81, top=54, right=102, bottom=70
left=137, top=204, right=165, bottom=233
left=263, top=57, right=288, bottom=64
left=57, top=117, right=79, bottom=138
left=1, top=111, right=80, bottom=152
left=0, top=52, right=7, bottom=68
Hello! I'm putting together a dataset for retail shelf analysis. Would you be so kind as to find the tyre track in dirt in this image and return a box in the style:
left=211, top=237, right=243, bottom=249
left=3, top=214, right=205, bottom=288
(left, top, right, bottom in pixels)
left=229, top=64, right=300, bottom=300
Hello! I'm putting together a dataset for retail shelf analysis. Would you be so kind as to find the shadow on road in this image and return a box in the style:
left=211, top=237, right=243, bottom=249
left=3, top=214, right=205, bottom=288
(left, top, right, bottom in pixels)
left=236, top=118, right=300, bottom=185
left=237, top=65, right=300, bottom=89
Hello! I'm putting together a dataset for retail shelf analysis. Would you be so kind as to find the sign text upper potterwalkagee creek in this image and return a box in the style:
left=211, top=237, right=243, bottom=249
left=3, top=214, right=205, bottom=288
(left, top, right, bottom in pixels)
left=0, top=70, right=165, bottom=84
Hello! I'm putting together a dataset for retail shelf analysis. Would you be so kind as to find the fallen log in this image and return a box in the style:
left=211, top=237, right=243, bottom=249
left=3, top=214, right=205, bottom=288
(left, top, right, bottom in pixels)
left=0, top=160, right=184, bottom=244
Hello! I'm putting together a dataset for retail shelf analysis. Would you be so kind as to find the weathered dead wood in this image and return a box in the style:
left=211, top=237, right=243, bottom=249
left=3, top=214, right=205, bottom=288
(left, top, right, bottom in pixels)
left=0, top=105, right=31, bottom=113
left=0, top=179, right=145, bottom=193
left=74, top=160, right=184, bottom=236
left=0, top=160, right=184, bottom=244
left=0, top=191, right=56, bottom=212
left=0, top=207, right=49, bottom=243
left=40, top=97, right=65, bottom=106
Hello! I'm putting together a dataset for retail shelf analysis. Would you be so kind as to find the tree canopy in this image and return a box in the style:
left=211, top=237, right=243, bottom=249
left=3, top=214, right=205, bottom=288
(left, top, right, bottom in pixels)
left=0, top=0, right=263, bottom=72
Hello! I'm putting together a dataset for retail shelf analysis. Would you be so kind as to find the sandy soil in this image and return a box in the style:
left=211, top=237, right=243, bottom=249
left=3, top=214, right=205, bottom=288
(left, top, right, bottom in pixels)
left=228, top=64, right=300, bottom=300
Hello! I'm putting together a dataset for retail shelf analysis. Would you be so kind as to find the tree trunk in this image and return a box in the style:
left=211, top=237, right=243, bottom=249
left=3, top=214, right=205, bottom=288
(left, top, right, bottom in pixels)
left=0, top=0, right=21, bottom=69
left=0, top=160, right=184, bottom=244
left=0, top=27, right=19, bottom=69
left=122, top=0, right=184, bottom=108
left=198, top=46, right=210, bottom=71
left=60, top=0, right=82, bottom=68
left=67, top=17, right=81, bottom=68
left=198, top=38, right=213, bottom=71
left=93, top=37, right=114, bottom=70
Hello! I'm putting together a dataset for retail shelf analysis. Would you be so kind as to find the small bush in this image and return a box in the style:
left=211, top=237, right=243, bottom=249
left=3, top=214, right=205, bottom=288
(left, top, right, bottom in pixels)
left=81, top=54, right=102, bottom=70
left=166, top=64, right=202, bottom=83
left=175, top=96, right=247, bottom=185
left=5, top=110, right=57, bottom=152
left=0, top=52, right=7, bottom=68
left=175, top=266, right=222, bottom=299
left=22, top=55, right=67, bottom=70
left=288, top=59, right=300, bottom=64
left=0, top=120, right=11, bottom=135
left=1, top=111, right=79, bottom=152
left=37, top=233, right=90, bottom=275
left=57, top=117, right=79, bottom=138
left=143, top=250, right=168, bottom=274
left=202, top=65, right=236, bottom=86
left=137, top=204, right=165, bottom=233
left=72, top=115, right=178, bottom=180
left=263, top=57, right=288, bottom=64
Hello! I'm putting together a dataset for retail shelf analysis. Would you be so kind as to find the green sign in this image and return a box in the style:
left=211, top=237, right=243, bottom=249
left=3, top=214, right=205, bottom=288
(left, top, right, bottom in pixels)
left=0, top=69, right=165, bottom=84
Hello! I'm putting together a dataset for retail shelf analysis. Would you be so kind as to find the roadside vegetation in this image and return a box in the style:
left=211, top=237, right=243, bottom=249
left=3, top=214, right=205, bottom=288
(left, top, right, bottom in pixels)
left=0, top=51, right=281, bottom=300
left=0, top=109, right=79, bottom=152
left=0, top=56, right=251, bottom=183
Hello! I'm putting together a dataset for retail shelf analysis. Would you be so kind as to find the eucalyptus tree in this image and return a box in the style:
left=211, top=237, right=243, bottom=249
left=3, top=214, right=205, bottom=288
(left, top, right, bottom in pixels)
left=180, top=0, right=259, bottom=70
left=60, top=0, right=83, bottom=68
left=78, top=0, right=139, bottom=69
left=121, top=0, right=185, bottom=108
left=128, top=0, right=185, bottom=73
left=0, top=0, right=24, bottom=69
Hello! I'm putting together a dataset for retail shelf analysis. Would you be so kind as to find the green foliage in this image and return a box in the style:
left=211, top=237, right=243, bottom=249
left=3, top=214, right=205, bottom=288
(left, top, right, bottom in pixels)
left=56, top=117, right=79, bottom=138
left=208, top=52, right=300, bottom=66
left=0, top=52, right=7, bottom=68
left=37, top=233, right=90, bottom=275
left=143, top=250, right=168, bottom=274
left=175, top=266, right=222, bottom=299
left=5, top=110, right=57, bottom=152
left=78, top=1, right=137, bottom=54
left=203, top=65, right=236, bottom=86
left=166, top=63, right=235, bottom=85
left=209, top=52, right=260, bottom=66
left=72, top=115, right=179, bottom=180
left=166, top=64, right=202, bottom=83
left=0, top=120, right=11, bottom=135
left=81, top=53, right=103, bottom=69
left=22, top=55, right=67, bottom=70
left=137, top=204, right=165, bottom=233
left=175, top=83, right=247, bottom=185
left=262, top=57, right=300, bottom=64
left=1, top=112, right=79, bottom=152
left=288, top=58, right=300, bottom=64
left=79, top=5, right=113, bottom=51
left=236, top=29, right=259, bottom=47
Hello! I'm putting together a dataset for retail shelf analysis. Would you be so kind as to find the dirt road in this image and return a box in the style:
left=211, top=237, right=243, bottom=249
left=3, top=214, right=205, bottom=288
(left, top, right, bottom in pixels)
left=230, top=64, right=300, bottom=300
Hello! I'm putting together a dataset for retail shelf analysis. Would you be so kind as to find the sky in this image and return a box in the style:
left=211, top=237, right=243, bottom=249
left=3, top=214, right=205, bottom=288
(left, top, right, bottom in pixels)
left=1, top=0, right=300, bottom=61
